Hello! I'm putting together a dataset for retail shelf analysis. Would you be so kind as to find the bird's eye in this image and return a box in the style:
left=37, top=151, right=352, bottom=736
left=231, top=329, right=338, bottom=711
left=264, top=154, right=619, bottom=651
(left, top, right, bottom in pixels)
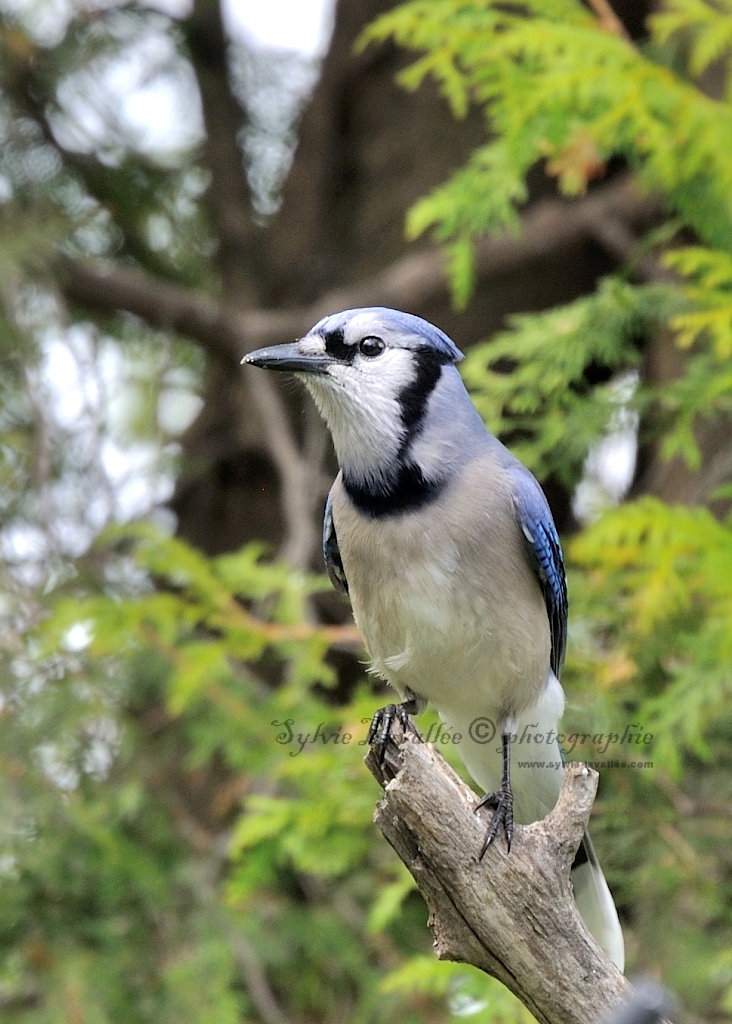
left=359, top=336, right=385, bottom=358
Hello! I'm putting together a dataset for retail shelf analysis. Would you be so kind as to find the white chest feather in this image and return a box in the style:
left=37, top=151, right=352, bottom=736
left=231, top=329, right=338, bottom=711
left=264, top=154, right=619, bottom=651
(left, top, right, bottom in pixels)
left=329, top=463, right=551, bottom=720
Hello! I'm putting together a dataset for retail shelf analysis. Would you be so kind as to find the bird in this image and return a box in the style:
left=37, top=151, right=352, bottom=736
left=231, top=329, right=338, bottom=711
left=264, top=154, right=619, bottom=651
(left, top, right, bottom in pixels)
left=243, top=306, right=624, bottom=971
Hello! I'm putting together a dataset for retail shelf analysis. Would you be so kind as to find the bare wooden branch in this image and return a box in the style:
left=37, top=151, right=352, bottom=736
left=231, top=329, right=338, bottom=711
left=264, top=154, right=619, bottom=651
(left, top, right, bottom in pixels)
left=586, top=0, right=632, bottom=42
left=185, top=0, right=265, bottom=302
left=365, top=724, right=634, bottom=1024
left=583, top=215, right=676, bottom=284
left=244, top=367, right=322, bottom=569
left=59, top=176, right=664, bottom=364
left=229, top=931, right=303, bottom=1024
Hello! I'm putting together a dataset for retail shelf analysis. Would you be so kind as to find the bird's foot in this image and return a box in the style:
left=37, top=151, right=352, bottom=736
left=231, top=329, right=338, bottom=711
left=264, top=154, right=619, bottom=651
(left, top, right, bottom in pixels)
left=476, top=784, right=514, bottom=856
left=367, top=699, right=421, bottom=764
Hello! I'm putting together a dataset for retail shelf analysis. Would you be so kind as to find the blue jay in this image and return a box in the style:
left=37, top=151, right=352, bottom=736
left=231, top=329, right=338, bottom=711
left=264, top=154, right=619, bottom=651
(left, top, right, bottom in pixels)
left=243, top=307, right=624, bottom=970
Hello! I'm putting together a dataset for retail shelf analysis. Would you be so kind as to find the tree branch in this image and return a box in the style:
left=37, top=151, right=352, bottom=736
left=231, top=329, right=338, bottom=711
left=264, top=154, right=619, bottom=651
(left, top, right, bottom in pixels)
left=583, top=216, right=675, bottom=284
left=585, top=0, right=632, bottom=42
left=59, top=175, right=665, bottom=363
left=0, top=986, right=42, bottom=1013
left=184, top=0, right=264, bottom=302
left=244, top=367, right=324, bottom=569
left=229, top=931, right=302, bottom=1024
left=59, top=175, right=666, bottom=571
left=365, top=724, right=641, bottom=1024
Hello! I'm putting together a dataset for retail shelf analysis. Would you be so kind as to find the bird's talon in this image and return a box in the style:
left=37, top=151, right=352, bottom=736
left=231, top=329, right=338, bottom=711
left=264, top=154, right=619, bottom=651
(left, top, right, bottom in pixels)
left=474, top=791, right=498, bottom=813
left=477, top=785, right=514, bottom=858
left=368, top=701, right=416, bottom=763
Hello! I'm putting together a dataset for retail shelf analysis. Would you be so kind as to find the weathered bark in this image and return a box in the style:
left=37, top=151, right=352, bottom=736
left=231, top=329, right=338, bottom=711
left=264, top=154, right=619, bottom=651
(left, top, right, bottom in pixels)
left=366, top=726, right=637, bottom=1024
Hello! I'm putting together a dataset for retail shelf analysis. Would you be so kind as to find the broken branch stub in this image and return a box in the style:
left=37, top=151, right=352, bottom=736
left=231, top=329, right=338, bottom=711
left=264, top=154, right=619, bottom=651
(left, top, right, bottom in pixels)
left=365, top=724, right=633, bottom=1024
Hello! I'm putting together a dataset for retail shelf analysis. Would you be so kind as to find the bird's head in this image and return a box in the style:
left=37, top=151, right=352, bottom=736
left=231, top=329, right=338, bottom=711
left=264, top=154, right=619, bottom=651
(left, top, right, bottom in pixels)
left=243, top=307, right=484, bottom=503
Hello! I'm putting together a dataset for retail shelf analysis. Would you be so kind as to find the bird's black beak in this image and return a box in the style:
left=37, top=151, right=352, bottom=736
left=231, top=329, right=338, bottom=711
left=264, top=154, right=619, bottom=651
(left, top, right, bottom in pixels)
left=242, top=343, right=331, bottom=375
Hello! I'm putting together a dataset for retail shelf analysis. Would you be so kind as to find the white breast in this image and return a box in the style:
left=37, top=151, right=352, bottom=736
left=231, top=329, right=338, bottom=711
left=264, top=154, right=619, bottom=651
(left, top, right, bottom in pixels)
left=330, top=461, right=551, bottom=721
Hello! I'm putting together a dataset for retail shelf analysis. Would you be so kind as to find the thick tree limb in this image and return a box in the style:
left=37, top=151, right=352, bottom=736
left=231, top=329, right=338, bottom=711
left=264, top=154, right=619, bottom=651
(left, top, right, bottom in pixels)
left=585, top=217, right=675, bottom=284
left=365, top=725, right=636, bottom=1024
left=0, top=986, right=41, bottom=1012
left=59, top=176, right=664, bottom=363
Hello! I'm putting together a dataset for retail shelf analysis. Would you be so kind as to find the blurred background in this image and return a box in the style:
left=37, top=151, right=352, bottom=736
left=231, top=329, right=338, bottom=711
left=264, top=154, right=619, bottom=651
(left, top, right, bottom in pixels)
left=2, top=0, right=732, bottom=1020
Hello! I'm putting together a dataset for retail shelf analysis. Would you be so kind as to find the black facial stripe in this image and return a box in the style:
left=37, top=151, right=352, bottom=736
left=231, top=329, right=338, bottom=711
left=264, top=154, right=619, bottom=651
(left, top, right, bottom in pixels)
left=344, top=463, right=447, bottom=518
left=397, top=348, right=450, bottom=446
left=323, top=327, right=356, bottom=362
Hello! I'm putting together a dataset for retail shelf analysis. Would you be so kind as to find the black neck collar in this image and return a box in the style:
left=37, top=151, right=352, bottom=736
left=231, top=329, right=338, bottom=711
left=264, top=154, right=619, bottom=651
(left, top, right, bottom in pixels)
left=343, top=462, right=447, bottom=518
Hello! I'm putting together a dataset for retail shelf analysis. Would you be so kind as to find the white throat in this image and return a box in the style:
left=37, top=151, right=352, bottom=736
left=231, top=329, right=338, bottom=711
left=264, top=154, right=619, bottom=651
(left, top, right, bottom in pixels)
left=302, top=370, right=407, bottom=488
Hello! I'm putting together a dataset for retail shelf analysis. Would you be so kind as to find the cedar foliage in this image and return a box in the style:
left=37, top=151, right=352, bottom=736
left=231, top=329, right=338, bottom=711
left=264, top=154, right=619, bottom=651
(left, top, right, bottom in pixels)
left=3, top=0, right=732, bottom=1022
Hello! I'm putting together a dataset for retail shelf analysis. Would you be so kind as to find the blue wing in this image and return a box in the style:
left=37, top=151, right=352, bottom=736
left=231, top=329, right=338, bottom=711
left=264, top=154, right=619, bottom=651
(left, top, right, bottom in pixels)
left=323, top=491, right=349, bottom=595
left=513, top=475, right=567, bottom=677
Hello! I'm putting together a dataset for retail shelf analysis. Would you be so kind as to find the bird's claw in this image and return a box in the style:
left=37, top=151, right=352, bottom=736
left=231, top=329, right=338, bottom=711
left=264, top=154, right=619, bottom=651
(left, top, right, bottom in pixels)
left=476, top=784, right=514, bottom=856
left=367, top=701, right=419, bottom=764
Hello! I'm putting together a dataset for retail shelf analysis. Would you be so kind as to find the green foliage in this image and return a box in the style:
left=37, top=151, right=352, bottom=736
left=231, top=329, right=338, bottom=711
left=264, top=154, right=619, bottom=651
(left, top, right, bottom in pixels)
left=461, top=255, right=732, bottom=480
left=649, top=246, right=732, bottom=466
left=381, top=957, right=533, bottom=1024
left=461, top=278, right=678, bottom=483
left=0, top=525, right=462, bottom=1024
left=362, top=0, right=732, bottom=295
left=564, top=498, right=732, bottom=1000
left=571, top=498, right=732, bottom=772
left=664, top=245, right=732, bottom=355
left=651, top=0, right=732, bottom=88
